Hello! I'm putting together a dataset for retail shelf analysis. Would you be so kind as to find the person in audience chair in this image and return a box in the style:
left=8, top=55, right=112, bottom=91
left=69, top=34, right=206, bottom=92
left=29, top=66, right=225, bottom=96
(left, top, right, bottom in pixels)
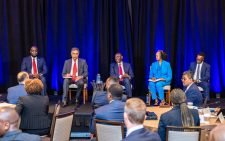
left=189, top=52, right=210, bottom=101
left=182, top=71, right=203, bottom=107
left=158, top=88, right=200, bottom=141
left=123, top=98, right=161, bottom=141
left=0, top=107, right=41, bottom=141
left=91, top=76, right=127, bottom=108
left=16, top=79, right=51, bottom=136
left=148, top=50, right=172, bottom=106
left=209, top=124, right=225, bottom=141
left=7, top=71, right=29, bottom=104
left=90, top=84, right=125, bottom=134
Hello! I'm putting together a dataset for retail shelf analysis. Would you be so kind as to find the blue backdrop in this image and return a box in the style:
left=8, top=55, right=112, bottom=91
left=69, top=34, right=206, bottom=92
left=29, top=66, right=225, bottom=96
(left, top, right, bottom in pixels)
left=0, top=0, right=225, bottom=97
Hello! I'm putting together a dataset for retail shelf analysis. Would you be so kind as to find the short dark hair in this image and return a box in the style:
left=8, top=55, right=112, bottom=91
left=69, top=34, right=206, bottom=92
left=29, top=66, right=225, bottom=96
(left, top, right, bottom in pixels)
left=108, top=84, right=123, bottom=100
left=71, top=47, right=80, bottom=53
left=182, top=71, right=193, bottom=80
left=197, top=52, right=205, bottom=58
left=158, top=50, right=168, bottom=60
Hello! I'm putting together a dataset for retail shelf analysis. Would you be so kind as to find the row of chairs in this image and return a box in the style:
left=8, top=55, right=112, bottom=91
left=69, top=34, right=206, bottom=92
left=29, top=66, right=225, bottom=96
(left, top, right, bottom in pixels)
left=95, top=119, right=202, bottom=141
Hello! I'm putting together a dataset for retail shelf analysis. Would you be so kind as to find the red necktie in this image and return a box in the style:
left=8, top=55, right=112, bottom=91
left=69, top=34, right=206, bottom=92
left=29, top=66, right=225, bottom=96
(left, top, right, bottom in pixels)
left=72, top=60, right=77, bottom=81
left=118, top=63, right=123, bottom=75
left=32, top=58, right=37, bottom=74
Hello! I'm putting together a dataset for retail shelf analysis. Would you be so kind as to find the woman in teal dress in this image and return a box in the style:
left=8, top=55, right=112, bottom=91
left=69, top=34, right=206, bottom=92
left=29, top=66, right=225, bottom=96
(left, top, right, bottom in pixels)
left=148, top=50, right=172, bottom=105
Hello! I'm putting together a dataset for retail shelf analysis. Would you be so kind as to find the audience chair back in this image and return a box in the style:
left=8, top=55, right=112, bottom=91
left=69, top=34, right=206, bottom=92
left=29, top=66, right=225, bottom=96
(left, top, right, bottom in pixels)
left=50, top=111, right=74, bottom=141
left=49, top=103, right=61, bottom=136
left=166, top=126, right=201, bottom=141
left=95, top=119, right=124, bottom=141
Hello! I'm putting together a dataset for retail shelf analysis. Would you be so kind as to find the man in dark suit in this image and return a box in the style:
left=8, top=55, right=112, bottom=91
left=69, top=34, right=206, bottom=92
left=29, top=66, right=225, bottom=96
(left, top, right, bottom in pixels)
left=21, top=46, right=47, bottom=95
left=182, top=71, right=203, bottom=106
left=7, top=72, right=29, bottom=104
left=189, top=52, right=210, bottom=100
left=123, top=98, right=161, bottom=141
left=91, top=76, right=127, bottom=108
left=62, top=47, right=88, bottom=106
left=110, top=53, right=134, bottom=97
left=0, top=107, right=41, bottom=141
left=90, top=84, right=125, bottom=134
left=158, top=89, right=200, bottom=141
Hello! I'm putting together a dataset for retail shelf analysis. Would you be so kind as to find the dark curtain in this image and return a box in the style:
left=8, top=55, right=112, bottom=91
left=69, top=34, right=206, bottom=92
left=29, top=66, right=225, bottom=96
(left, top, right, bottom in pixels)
left=0, top=0, right=225, bottom=97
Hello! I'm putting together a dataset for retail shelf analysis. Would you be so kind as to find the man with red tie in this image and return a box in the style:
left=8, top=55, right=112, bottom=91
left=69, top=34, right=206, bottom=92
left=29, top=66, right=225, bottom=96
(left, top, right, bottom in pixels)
left=21, top=46, right=47, bottom=96
left=62, top=48, right=88, bottom=106
left=110, top=53, right=134, bottom=97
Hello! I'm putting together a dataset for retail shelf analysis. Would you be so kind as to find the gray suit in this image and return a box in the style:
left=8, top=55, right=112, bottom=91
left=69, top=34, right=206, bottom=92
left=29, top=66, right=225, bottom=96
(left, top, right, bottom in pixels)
left=62, top=58, right=88, bottom=102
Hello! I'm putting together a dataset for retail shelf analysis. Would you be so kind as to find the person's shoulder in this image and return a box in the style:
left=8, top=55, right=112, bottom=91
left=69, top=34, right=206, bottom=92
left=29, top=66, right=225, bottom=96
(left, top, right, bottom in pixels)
left=18, top=132, right=41, bottom=141
left=163, top=60, right=170, bottom=65
left=22, top=56, right=30, bottom=60
left=203, top=62, right=210, bottom=67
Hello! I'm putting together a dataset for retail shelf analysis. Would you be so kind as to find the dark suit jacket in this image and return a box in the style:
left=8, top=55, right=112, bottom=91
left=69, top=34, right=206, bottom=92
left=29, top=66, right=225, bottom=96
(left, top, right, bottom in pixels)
left=21, top=56, right=47, bottom=75
left=7, top=84, right=27, bottom=104
left=16, top=95, right=51, bottom=130
left=184, top=83, right=203, bottom=106
left=124, top=128, right=161, bottom=141
left=189, top=62, right=210, bottom=82
left=158, top=106, right=200, bottom=141
left=62, top=58, right=88, bottom=77
left=110, top=62, right=134, bottom=79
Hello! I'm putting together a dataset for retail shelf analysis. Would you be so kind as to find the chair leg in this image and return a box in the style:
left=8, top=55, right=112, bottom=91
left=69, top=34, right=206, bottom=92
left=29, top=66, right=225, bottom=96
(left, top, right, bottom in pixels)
left=83, top=88, right=85, bottom=104
left=85, top=88, right=88, bottom=101
left=69, top=89, right=72, bottom=103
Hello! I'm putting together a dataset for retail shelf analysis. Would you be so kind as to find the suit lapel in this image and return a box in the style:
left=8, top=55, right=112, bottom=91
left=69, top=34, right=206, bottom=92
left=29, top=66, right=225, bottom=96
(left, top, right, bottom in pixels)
left=114, top=63, right=119, bottom=75
left=78, top=59, right=81, bottom=75
left=201, top=63, right=206, bottom=77
left=123, top=63, right=127, bottom=73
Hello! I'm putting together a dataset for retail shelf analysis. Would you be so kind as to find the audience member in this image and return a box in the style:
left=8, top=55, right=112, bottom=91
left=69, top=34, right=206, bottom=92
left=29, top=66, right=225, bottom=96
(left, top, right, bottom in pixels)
left=0, top=107, right=41, bottom=141
left=182, top=71, right=203, bottom=106
left=7, top=71, right=29, bottom=104
left=189, top=52, right=210, bottom=101
left=209, top=124, right=225, bottom=141
left=16, top=79, right=51, bottom=136
left=91, top=76, right=127, bottom=108
left=110, top=52, right=134, bottom=97
left=62, top=47, right=88, bottom=106
left=21, top=45, right=48, bottom=95
left=148, top=50, right=172, bottom=106
left=158, top=88, right=200, bottom=141
left=123, top=98, right=161, bottom=141
left=90, top=84, right=125, bottom=134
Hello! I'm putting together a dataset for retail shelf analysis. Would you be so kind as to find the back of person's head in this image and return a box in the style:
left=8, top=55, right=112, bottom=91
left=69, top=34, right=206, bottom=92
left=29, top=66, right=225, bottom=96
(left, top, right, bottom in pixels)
left=170, top=88, right=195, bottom=126
left=209, top=124, right=225, bottom=141
left=158, top=50, right=168, bottom=60
left=108, top=84, right=123, bottom=100
left=124, top=98, right=146, bottom=125
left=17, top=71, right=29, bottom=83
left=24, top=79, right=43, bottom=95
left=0, top=107, right=19, bottom=136
left=105, top=76, right=119, bottom=90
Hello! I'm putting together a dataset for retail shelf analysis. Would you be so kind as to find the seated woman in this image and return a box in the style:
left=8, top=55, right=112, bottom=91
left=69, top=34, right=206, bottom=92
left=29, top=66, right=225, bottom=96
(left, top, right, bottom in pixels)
left=158, top=89, right=200, bottom=141
left=16, top=79, right=51, bottom=136
left=148, top=50, right=172, bottom=105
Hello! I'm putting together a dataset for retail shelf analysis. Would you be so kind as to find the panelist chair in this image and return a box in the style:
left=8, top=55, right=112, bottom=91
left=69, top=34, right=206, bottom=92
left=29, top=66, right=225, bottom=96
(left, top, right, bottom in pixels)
left=68, top=77, right=88, bottom=104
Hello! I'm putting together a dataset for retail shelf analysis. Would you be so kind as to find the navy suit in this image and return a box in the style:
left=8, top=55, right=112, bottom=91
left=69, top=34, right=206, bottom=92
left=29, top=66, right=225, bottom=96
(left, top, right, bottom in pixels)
left=21, top=56, right=47, bottom=95
left=7, top=84, right=27, bottom=104
left=158, top=106, right=200, bottom=141
left=190, top=62, right=210, bottom=100
left=110, top=62, right=134, bottom=97
left=184, top=83, right=203, bottom=107
left=124, top=128, right=161, bottom=141
left=90, top=100, right=125, bottom=133
left=62, top=58, right=88, bottom=102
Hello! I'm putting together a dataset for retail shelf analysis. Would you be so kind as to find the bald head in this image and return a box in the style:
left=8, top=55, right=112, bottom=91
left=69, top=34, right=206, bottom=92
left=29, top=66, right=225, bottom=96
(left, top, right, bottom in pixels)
left=209, top=124, right=225, bottom=141
left=0, top=107, right=19, bottom=136
left=0, top=107, right=19, bottom=123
